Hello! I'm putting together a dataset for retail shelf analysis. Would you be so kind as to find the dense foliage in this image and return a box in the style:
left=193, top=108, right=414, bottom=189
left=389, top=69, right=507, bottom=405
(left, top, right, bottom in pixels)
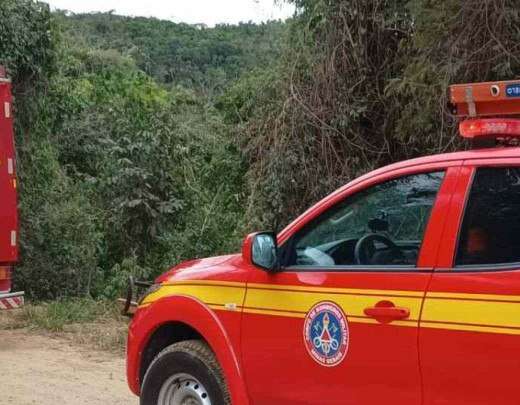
left=2, top=0, right=520, bottom=299
left=230, top=0, right=520, bottom=229
left=3, top=1, right=254, bottom=298
left=57, top=12, right=286, bottom=95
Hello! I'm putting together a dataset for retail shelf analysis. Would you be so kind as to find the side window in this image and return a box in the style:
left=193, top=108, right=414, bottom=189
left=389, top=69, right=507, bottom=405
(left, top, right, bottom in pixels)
left=285, top=172, right=445, bottom=268
left=456, top=167, right=520, bottom=267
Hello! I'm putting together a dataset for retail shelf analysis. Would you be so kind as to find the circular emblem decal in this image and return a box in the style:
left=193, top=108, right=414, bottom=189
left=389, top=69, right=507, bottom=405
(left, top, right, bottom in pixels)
left=303, top=301, right=349, bottom=367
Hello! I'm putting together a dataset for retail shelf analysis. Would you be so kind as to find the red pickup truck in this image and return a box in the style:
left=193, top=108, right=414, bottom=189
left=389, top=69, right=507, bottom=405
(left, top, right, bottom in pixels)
left=0, top=66, right=22, bottom=310
left=126, top=80, right=520, bottom=405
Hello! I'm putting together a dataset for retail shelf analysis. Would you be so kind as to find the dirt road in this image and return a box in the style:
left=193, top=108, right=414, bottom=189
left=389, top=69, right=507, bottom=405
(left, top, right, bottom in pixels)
left=0, top=329, right=138, bottom=405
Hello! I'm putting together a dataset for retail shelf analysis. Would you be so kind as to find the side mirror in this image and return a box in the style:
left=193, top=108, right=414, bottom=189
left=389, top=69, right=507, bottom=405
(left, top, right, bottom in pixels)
left=242, top=232, right=279, bottom=272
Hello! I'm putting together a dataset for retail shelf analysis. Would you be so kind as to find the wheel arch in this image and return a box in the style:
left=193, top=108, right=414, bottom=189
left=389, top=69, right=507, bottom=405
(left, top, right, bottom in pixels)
left=138, top=321, right=203, bottom=386
left=127, top=294, right=249, bottom=405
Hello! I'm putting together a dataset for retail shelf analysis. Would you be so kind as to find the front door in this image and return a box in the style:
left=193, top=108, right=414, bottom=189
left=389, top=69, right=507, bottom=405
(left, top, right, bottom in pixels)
left=421, top=162, right=520, bottom=405
left=241, top=168, right=453, bottom=405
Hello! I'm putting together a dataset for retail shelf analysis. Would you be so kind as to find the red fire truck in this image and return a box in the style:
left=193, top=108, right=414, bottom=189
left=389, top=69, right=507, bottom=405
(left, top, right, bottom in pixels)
left=126, top=79, right=520, bottom=405
left=0, top=66, right=23, bottom=310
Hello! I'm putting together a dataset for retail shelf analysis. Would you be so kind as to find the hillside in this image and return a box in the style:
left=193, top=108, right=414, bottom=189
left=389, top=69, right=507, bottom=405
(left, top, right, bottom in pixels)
left=2, top=3, right=287, bottom=299
left=57, top=12, right=286, bottom=93
left=2, top=0, right=519, bottom=300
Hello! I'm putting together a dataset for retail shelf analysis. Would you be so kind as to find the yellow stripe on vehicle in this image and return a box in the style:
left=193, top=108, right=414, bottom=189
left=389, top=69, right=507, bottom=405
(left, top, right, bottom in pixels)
left=139, top=281, right=520, bottom=336
left=422, top=297, right=520, bottom=329
left=163, top=280, right=247, bottom=288
left=242, top=307, right=307, bottom=319
left=426, top=291, right=520, bottom=303
left=244, top=287, right=423, bottom=322
left=240, top=307, right=418, bottom=329
left=247, top=283, right=424, bottom=298
left=141, top=283, right=245, bottom=306
left=420, top=321, right=520, bottom=336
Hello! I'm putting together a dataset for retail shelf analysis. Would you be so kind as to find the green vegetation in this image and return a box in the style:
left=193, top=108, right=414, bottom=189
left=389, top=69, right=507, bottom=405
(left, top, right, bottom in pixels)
left=13, top=298, right=119, bottom=331
left=0, top=298, right=127, bottom=351
left=57, top=12, right=286, bottom=94
left=233, top=0, right=520, bottom=228
left=3, top=1, right=257, bottom=299
left=2, top=0, right=519, bottom=300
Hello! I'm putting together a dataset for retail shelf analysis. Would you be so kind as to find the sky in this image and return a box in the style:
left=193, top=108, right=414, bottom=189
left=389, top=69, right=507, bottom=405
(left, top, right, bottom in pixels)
left=43, top=0, right=295, bottom=27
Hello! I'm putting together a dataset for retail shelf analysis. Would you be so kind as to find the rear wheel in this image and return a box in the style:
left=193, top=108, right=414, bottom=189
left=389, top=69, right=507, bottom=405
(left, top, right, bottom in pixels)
left=140, top=340, right=230, bottom=405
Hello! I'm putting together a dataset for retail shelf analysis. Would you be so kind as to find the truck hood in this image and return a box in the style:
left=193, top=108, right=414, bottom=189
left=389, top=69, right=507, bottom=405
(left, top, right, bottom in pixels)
left=155, top=254, right=241, bottom=284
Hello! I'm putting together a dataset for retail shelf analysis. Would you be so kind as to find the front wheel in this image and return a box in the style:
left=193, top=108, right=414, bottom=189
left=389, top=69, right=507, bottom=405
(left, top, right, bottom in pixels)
left=140, top=340, right=230, bottom=405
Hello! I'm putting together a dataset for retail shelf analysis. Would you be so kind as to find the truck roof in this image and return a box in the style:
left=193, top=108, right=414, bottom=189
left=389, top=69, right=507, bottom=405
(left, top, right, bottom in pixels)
left=349, top=145, right=520, bottom=191
left=391, top=145, right=516, bottom=168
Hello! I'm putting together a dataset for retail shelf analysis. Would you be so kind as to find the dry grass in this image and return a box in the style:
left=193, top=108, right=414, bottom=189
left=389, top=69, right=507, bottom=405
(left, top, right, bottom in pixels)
left=0, top=299, right=129, bottom=353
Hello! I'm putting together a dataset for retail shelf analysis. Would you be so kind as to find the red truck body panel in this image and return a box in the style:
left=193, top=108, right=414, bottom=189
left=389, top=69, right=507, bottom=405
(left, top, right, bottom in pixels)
left=0, top=72, right=20, bottom=298
left=127, top=255, right=251, bottom=404
left=127, top=146, right=520, bottom=404
left=127, top=76, right=520, bottom=404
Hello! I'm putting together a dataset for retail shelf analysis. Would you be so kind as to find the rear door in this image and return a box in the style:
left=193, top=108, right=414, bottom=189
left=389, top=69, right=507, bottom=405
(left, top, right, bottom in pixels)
left=241, top=164, right=460, bottom=405
left=420, top=159, right=520, bottom=405
left=0, top=80, right=18, bottom=271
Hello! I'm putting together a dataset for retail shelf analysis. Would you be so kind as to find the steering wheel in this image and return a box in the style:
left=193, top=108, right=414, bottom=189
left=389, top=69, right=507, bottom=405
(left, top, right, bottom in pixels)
left=354, top=233, right=401, bottom=265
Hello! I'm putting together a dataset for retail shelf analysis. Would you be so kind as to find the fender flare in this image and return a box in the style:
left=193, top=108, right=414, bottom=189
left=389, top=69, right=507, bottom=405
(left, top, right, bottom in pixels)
left=128, top=294, right=250, bottom=405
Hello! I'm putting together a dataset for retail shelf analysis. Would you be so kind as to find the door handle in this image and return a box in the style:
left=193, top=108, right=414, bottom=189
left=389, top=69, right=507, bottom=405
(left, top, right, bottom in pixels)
left=364, top=300, right=410, bottom=323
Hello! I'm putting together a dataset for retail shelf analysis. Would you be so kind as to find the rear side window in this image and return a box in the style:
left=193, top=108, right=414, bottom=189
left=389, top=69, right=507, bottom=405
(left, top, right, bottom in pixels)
left=456, top=167, right=520, bottom=266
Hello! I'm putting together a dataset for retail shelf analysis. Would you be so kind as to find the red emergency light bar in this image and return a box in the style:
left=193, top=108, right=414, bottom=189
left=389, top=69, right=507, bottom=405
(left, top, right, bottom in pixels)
left=459, top=119, right=520, bottom=139
left=450, top=79, right=520, bottom=142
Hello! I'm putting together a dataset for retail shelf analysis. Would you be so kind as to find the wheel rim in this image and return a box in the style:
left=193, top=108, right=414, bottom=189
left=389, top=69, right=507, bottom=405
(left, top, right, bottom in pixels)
left=158, top=373, right=212, bottom=405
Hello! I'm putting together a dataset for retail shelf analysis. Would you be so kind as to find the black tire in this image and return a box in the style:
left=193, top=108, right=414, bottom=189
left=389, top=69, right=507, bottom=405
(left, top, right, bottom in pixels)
left=140, top=339, right=230, bottom=405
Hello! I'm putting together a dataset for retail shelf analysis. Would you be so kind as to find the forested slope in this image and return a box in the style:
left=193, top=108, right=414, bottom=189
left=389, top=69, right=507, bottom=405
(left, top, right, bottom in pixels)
left=228, top=0, right=520, bottom=229
left=2, top=0, right=519, bottom=300
left=2, top=2, right=282, bottom=298
left=58, top=12, right=286, bottom=94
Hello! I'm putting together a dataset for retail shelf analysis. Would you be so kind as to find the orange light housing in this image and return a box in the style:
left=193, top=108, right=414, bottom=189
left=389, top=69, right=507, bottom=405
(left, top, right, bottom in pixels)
left=450, top=80, right=520, bottom=117
left=0, top=266, right=11, bottom=280
left=459, top=119, right=520, bottom=139
left=0, top=267, right=12, bottom=293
